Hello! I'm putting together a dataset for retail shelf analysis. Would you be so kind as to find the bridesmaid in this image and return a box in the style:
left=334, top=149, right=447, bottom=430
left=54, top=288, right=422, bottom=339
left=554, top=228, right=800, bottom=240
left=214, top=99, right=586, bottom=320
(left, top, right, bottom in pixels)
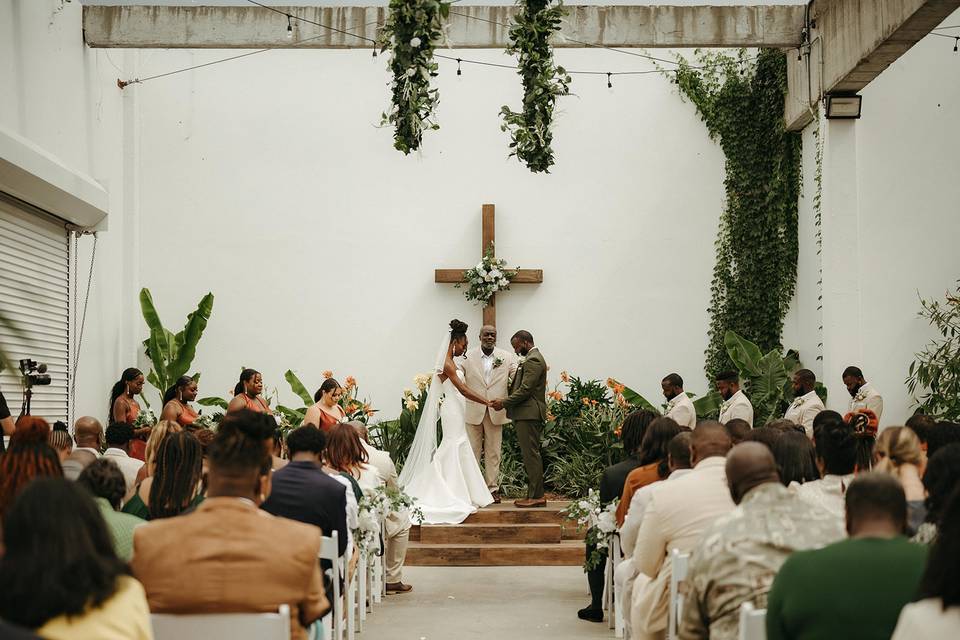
left=160, top=375, right=199, bottom=429
left=109, top=368, right=148, bottom=459
left=227, top=368, right=271, bottom=414
left=302, top=378, right=346, bottom=431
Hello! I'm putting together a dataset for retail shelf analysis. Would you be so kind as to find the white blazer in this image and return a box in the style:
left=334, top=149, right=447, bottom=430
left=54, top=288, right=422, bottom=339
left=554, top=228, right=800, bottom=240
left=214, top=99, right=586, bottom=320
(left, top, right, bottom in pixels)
left=460, top=346, right=518, bottom=426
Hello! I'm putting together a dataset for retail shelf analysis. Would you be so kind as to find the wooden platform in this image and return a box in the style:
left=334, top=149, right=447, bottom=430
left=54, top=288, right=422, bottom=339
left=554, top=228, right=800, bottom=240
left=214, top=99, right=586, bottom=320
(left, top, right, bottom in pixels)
left=406, top=501, right=586, bottom=567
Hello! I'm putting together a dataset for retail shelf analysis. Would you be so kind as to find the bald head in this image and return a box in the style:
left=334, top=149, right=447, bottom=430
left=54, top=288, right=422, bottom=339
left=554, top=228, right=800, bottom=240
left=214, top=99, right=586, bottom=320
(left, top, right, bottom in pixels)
left=690, top=421, right=732, bottom=465
left=479, top=325, right=498, bottom=353
left=726, top=442, right=780, bottom=504
left=73, top=416, right=104, bottom=449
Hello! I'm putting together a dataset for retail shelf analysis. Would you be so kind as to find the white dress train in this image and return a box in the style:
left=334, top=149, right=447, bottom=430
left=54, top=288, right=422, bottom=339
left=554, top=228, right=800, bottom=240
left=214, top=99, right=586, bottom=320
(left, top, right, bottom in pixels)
left=402, top=372, right=493, bottom=524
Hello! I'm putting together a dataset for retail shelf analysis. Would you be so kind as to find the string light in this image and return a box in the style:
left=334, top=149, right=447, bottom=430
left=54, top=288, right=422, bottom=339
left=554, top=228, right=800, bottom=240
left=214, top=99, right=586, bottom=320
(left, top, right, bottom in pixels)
left=456, top=58, right=462, bottom=76
left=607, top=72, right=612, bottom=89
left=286, top=14, right=293, bottom=40
left=954, top=37, right=959, bottom=52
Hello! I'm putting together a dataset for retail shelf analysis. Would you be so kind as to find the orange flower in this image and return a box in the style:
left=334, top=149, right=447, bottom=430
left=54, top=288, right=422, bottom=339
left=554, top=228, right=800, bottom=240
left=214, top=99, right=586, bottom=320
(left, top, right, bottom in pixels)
left=322, top=370, right=333, bottom=379
left=614, top=428, right=622, bottom=438
left=606, top=377, right=617, bottom=389
left=613, top=383, right=625, bottom=396
left=364, top=403, right=375, bottom=417
left=348, top=401, right=361, bottom=412
left=548, top=391, right=563, bottom=401
left=616, top=394, right=628, bottom=407
left=560, top=371, right=570, bottom=383
left=345, top=376, right=357, bottom=389
left=546, top=411, right=556, bottom=422
left=591, top=399, right=599, bottom=406
left=581, top=397, right=591, bottom=406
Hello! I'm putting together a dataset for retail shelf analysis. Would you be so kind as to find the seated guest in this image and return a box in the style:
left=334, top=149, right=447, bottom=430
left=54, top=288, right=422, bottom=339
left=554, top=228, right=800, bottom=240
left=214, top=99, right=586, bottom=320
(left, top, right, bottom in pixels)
left=0, top=478, right=152, bottom=639
left=892, top=488, right=960, bottom=639
left=631, top=422, right=735, bottom=637
left=77, top=459, right=146, bottom=561
left=723, top=418, right=751, bottom=445
left=617, top=417, right=683, bottom=525
left=102, top=423, right=145, bottom=503
left=905, top=413, right=937, bottom=452
left=782, top=369, right=824, bottom=436
left=662, top=373, right=697, bottom=429
left=744, top=425, right=783, bottom=452
left=73, top=415, right=104, bottom=457
left=135, top=419, right=182, bottom=484
left=0, top=417, right=62, bottom=519
left=325, top=422, right=380, bottom=493
left=680, top=443, right=843, bottom=640
left=132, top=409, right=328, bottom=640
left=122, top=431, right=203, bottom=520
left=47, top=421, right=73, bottom=462
left=874, top=426, right=927, bottom=534
left=62, top=449, right=98, bottom=481
left=765, top=419, right=800, bottom=433
left=846, top=408, right=879, bottom=471
left=716, top=371, right=753, bottom=427
left=303, top=378, right=348, bottom=431
left=766, top=473, right=928, bottom=640
left=795, top=410, right=857, bottom=521
left=352, top=421, right=414, bottom=595
left=159, top=375, right=200, bottom=428
left=578, top=410, right=656, bottom=622
left=772, top=430, right=819, bottom=486
left=913, top=444, right=960, bottom=544
left=842, top=366, right=883, bottom=421
left=261, top=426, right=349, bottom=602
left=270, top=426, right=288, bottom=470
left=617, top=432, right=693, bottom=634
left=924, top=421, right=960, bottom=460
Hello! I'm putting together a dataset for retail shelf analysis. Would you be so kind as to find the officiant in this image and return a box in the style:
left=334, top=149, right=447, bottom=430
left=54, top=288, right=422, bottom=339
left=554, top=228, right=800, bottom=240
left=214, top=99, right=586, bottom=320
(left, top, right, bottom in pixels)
left=460, top=325, right=517, bottom=504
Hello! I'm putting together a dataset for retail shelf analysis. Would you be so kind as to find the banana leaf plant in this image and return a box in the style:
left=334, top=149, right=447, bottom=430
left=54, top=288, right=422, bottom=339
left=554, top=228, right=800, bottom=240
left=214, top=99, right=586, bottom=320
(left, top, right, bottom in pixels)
left=616, top=381, right=722, bottom=421
left=275, top=369, right=313, bottom=429
left=139, top=288, right=214, bottom=406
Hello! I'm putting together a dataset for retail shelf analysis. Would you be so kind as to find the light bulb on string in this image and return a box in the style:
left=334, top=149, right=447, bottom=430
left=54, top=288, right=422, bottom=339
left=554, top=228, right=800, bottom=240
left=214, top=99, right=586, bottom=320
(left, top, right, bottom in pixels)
left=286, top=14, right=293, bottom=40
left=954, top=37, right=958, bottom=52
left=372, top=43, right=378, bottom=58
left=456, top=58, right=462, bottom=76
left=607, top=72, right=612, bottom=89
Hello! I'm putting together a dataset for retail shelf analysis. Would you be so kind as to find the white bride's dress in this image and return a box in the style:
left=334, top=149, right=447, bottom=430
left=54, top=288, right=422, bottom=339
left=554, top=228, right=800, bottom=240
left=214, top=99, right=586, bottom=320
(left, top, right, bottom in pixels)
left=402, top=372, right=493, bottom=524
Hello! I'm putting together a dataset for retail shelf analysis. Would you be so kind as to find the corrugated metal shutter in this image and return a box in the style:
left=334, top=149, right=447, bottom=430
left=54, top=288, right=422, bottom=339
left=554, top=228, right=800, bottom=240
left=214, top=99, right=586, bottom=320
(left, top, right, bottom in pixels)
left=0, top=195, right=70, bottom=424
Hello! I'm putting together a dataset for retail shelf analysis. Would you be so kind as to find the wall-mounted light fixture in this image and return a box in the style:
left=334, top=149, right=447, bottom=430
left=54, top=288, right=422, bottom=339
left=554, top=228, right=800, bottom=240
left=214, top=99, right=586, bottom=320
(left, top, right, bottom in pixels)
left=825, top=94, right=863, bottom=119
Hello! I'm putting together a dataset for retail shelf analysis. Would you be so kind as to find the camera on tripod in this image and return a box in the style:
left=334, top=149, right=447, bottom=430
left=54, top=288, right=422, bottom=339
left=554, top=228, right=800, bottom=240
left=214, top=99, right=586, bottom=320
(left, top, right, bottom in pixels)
left=19, top=359, right=51, bottom=388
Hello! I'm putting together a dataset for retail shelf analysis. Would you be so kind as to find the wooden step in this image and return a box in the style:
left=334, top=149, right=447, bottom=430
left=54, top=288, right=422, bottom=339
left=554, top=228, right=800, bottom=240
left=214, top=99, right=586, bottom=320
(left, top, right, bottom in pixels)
left=418, top=523, right=561, bottom=545
left=463, top=506, right=570, bottom=525
left=405, top=541, right=585, bottom=567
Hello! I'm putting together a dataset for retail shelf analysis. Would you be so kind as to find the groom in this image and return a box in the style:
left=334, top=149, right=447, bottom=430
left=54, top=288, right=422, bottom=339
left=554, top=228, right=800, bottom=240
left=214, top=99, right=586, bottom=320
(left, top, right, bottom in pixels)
left=491, top=330, right=548, bottom=508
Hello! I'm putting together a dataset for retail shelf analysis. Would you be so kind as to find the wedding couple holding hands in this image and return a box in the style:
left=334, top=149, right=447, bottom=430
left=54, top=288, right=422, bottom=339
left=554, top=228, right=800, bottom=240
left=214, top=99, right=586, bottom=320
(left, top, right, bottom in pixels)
left=398, top=320, right=548, bottom=524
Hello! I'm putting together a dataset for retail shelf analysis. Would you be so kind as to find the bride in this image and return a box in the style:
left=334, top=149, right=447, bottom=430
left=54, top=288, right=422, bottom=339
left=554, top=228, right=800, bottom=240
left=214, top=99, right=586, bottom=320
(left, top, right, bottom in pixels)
left=398, top=319, right=494, bottom=524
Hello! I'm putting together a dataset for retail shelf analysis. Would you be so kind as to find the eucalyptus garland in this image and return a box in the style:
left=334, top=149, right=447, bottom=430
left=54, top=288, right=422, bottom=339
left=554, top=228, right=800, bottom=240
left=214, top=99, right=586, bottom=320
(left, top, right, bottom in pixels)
left=379, top=0, right=452, bottom=154
left=670, top=49, right=802, bottom=379
left=500, top=0, right=571, bottom=173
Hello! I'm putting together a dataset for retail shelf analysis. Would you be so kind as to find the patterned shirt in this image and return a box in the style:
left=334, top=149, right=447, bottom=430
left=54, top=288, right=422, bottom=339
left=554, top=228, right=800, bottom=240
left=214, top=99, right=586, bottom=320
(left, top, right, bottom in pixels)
left=96, top=497, right=145, bottom=561
left=679, top=482, right=845, bottom=640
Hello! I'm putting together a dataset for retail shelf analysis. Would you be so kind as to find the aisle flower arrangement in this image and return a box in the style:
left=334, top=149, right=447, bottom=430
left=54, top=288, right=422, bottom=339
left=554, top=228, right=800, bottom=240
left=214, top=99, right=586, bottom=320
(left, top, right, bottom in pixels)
left=561, top=490, right=619, bottom=570
left=353, top=485, right=424, bottom=555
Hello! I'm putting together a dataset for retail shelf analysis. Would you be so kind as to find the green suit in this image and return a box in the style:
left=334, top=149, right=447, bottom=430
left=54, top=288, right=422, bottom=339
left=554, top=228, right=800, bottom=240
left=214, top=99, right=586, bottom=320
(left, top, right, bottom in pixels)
left=503, top=347, right=547, bottom=498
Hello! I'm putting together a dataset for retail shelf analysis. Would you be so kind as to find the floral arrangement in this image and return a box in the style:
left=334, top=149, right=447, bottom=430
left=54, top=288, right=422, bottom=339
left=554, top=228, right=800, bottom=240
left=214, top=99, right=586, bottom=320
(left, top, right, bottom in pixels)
left=192, top=411, right=222, bottom=431
left=133, top=407, right=157, bottom=429
left=456, top=244, right=517, bottom=307
left=353, top=485, right=424, bottom=555
left=378, top=0, right=452, bottom=154
left=333, top=373, right=378, bottom=423
left=499, top=0, right=571, bottom=173
left=561, top=490, right=619, bottom=570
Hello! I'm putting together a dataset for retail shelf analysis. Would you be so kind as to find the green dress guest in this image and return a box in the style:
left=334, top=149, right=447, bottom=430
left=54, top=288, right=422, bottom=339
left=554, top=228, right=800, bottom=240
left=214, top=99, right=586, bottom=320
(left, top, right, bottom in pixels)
left=95, top=497, right=144, bottom=561
left=121, top=432, right=204, bottom=521
left=75, top=458, right=146, bottom=561
left=766, top=473, right=928, bottom=640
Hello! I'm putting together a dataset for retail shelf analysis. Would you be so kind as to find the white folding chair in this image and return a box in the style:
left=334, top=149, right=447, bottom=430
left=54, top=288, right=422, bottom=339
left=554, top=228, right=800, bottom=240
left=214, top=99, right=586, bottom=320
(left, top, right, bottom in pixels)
left=668, top=548, right=690, bottom=640
left=738, top=602, right=767, bottom=640
left=319, top=531, right=343, bottom=640
left=357, top=548, right=367, bottom=629
left=344, top=545, right=357, bottom=640
left=611, top=535, right=624, bottom=637
left=152, top=605, right=290, bottom=640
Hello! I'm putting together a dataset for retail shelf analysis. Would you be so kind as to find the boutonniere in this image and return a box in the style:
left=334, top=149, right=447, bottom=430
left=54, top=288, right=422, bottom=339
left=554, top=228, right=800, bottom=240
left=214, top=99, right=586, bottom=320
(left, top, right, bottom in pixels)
left=792, top=396, right=806, bottom=408
left=517, top=356, right=527, bottom=366
left=720, top=398, right=732, bottom=412
left=493, top=356, right=504, bottom=369
left=853, top=390, right=867, bottom=403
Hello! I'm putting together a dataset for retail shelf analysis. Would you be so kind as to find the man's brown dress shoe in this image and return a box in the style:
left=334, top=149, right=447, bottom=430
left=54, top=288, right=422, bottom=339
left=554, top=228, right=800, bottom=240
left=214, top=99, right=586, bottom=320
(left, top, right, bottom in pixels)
left=386, top=582, right=413, bottom=594
left=514, top=498, right=547, bottom=508
left=491, top=492, right=502, bottom=504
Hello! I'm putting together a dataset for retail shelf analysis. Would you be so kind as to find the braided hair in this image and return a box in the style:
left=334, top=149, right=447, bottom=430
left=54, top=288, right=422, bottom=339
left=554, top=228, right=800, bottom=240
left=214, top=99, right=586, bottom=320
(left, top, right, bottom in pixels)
left=0, top=417, right=62, bottom=519
left=148, top=431, right=203, bottom=519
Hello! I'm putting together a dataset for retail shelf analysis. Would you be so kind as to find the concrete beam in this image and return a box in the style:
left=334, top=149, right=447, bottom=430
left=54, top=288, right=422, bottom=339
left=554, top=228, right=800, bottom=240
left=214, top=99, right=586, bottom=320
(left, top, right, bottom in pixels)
left=82, top=4, right=807, bottom=49
left=785, top=0, right=960, bottom=130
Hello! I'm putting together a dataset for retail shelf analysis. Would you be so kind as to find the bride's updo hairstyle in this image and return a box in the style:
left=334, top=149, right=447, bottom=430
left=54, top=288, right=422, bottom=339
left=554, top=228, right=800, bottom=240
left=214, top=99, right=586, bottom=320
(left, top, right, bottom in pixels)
left=449, top=319, right=468, bottom=342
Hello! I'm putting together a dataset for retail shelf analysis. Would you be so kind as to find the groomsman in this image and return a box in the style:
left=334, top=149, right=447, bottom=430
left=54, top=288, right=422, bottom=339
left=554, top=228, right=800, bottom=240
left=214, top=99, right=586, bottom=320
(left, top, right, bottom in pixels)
left=842, top=366, right=884, bottom=421
left=461, top=325, right=517, bottom=503
left=784, top=369, right=825, bottom=436
left=716, top=370, right=754, bottom=427
left=662, top=373, right=697, bottom=429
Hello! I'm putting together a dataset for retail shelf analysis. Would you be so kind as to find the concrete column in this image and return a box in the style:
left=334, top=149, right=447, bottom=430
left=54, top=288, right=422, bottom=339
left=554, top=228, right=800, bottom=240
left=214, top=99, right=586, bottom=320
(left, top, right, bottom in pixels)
left=818, top=118, right=862, bottom=411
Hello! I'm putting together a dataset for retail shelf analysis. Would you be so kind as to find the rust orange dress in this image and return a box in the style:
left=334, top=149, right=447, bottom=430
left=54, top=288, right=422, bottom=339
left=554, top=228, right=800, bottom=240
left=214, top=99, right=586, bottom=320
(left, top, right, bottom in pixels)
left=615, top=461, right=663, bottom=526
left=317, top=407, right=346, bottom=432
left=121, top=399, right=147, bottom=461
left=241, top=394, right=271, bottom=414
left=174, top=401, right=199, bottom=429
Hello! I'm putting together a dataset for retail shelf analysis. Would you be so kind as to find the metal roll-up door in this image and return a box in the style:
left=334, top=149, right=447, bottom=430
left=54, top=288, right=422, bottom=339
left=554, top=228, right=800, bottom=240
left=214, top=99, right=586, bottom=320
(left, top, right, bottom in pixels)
left=0, top=195, right=70, bottom=424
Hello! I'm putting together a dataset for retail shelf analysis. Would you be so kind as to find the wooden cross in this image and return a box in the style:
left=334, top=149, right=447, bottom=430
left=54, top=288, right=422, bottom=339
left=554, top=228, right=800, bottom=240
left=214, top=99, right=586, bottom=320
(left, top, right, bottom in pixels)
left=435, top=204, right=543, bottom=328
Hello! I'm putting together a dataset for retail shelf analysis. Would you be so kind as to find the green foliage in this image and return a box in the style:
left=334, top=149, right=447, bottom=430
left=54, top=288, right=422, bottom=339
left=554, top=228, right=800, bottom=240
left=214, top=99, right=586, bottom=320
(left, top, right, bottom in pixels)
left=550, top=375, right=610, bottom=420
left=197, top=396, right=228, bottom=410
left=543, top=404, right=627, bottom=497
left=500, top=0, right=571, bottom=173
left=139, top=289, right=214, bottom=405
left=671, top=49, right=802, bottom=380
left=379, top=0, right=452, bottom=153
left=907, top=283, right=960, bottom=420
left=456, top=243, right=516, bottom=306
left=370, top=384, right=430, bottom=469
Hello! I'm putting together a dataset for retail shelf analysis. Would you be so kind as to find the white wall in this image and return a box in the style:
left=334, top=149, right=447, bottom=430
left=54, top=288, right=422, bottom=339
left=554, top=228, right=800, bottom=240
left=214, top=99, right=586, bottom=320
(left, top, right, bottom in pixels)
left=133, top=47, right=726, bottom=411
left=0, top=0, right=134, bottom=422
left=789, top=9, right=960, bottom=424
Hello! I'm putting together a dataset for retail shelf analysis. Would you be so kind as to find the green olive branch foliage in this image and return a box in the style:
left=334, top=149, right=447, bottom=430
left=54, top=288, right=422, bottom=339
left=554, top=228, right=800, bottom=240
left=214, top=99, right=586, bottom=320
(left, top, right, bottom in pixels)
left=669, top=49, right=802, bottom=381
left=499, top=0, right=571, bottom=173
left=379, top=0, right=452, bottom=154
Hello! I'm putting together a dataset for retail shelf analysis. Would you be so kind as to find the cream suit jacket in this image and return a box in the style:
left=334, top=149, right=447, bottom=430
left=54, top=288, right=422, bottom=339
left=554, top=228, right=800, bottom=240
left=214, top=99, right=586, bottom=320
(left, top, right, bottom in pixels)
left=460, top=346, right=518, bottom=426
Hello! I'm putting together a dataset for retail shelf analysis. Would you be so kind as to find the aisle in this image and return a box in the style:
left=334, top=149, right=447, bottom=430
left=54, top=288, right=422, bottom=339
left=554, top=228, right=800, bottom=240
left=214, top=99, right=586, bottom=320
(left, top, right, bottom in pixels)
left=362, top=565, right=612, bottom=639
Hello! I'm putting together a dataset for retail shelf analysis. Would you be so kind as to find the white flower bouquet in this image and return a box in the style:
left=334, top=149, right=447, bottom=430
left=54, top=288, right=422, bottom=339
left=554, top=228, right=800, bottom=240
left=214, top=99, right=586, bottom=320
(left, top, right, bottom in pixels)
left=561, top=489, right=620, bottom=570
left=456, top=244, right=517, bottom=307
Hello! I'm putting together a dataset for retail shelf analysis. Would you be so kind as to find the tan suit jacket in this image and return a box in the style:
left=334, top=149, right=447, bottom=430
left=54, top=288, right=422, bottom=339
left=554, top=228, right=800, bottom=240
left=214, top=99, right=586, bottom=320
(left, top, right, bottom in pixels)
left=131, top=497, right=328, bottom=640
left=460, top=347, right=517, bottom=426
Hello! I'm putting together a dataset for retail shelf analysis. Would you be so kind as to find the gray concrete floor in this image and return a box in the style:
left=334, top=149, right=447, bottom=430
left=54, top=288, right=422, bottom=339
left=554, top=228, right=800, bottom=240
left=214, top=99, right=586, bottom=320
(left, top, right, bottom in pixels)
left=361, top=566, right=613, bottom=639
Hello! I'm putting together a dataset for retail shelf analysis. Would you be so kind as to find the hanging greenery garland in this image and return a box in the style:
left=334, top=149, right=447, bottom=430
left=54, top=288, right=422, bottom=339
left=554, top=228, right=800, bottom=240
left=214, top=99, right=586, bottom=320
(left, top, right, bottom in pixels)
left=379, top=0, right=452, bottom=154
left=669, top=49, right=802, bottom=380
left=499, top=0, right=571, bottom=173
